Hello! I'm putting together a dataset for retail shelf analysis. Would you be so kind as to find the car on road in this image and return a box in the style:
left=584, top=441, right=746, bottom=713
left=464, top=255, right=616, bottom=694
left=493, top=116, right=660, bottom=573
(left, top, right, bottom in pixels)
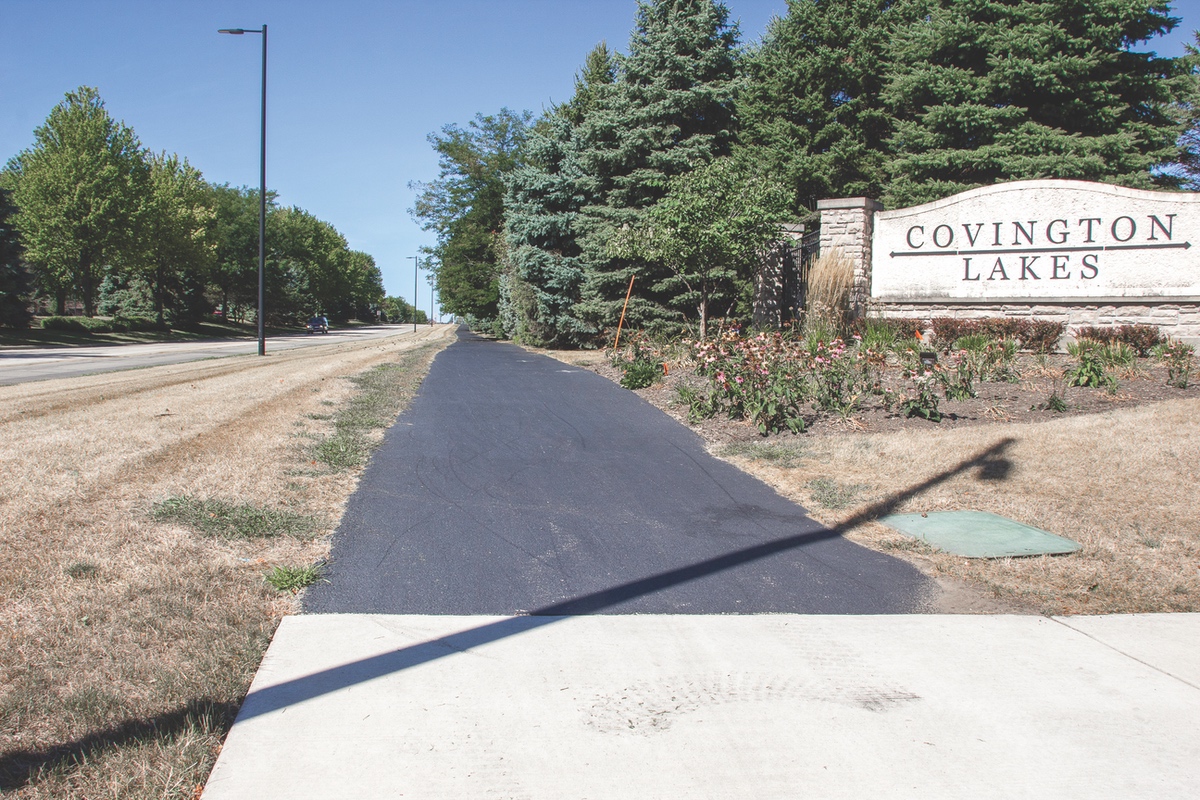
left=306, top=315, right=329, bottom=334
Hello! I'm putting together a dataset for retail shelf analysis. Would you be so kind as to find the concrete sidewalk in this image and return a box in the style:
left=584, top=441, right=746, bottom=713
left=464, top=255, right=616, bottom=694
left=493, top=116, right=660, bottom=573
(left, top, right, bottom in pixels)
left=201, top=613, right=1199, bottom=799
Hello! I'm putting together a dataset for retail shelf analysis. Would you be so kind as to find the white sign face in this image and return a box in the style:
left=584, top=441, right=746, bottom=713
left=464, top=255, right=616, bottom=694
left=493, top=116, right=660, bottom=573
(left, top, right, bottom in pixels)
left=870, top=180, right=1200, bottom=301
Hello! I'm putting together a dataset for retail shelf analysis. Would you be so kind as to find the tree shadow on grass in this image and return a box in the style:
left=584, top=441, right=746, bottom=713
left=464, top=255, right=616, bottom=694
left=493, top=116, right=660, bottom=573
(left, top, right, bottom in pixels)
left=1, top=437, right=1014, bottom=791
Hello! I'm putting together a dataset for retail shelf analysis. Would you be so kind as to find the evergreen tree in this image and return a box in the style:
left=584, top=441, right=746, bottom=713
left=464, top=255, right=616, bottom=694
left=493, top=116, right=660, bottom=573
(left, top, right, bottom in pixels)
left=1171, top=31, right=1200, bottom=190
left=561, top=42, right=619, bottom=126
left=409, top=109, right=531, bottom=322
left=882, top=0, right=1191, bottom=207
left=501, top=113, right=589, bottom=345
left=573, top=0, right=740, bottom=336
left=0, top=187, right=34, bottom=328
left=7, top=87, right=148, bottom=316
left=502, top=43, right=617, bottom=346
left=736, top=0, right=910, bottom=211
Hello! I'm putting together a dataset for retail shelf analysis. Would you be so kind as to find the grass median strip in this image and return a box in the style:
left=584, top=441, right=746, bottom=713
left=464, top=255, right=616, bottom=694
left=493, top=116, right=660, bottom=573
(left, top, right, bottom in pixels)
left=0, top=326, right=453, bottom=799
left=313, top=361, right=425, bottom=469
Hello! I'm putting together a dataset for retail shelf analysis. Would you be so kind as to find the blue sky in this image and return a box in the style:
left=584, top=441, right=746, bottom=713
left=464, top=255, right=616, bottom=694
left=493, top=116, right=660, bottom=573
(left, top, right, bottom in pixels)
left=2, top=0, right=1198, bottom=310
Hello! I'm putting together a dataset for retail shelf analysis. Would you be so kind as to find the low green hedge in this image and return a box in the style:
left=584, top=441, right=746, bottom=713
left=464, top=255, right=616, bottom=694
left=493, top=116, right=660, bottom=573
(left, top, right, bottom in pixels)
left=40, top=315, right=171, bottom=334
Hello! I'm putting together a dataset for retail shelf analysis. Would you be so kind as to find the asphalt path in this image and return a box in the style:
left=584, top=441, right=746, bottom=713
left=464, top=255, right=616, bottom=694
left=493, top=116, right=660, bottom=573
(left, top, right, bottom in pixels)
left=0, top=325, right=423, bottom=385
left=305, top=328, right=933, bottom=614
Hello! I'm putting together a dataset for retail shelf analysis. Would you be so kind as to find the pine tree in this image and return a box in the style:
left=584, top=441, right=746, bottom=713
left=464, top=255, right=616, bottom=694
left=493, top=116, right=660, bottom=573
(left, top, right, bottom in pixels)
left=736, top=0, right=910, bottom=211
left=882, top=0, right=1191, bottom=207
left=502, top=43, right=617, bottom=346
left=501, top=113, right=590, bottom=345
left=572, top=0, right=740, bottom=336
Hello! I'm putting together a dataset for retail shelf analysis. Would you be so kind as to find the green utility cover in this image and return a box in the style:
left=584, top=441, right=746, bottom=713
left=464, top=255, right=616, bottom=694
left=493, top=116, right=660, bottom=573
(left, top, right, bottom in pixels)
left=880, top=511, right=1081, bottom=559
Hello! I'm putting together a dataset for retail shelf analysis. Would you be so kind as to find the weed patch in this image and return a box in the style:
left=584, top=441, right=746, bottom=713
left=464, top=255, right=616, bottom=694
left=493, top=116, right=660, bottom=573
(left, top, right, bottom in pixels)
left=715, top=441, right=807, bottom=468
left=64, top=561, right=100, bottom=579
left=265, top=563, right=325, bottom=593
left=312, top=350, right=436, bottom=469
left=151, top=496, right=319, bottom=540
left=805, top=477, right=867, bottom=510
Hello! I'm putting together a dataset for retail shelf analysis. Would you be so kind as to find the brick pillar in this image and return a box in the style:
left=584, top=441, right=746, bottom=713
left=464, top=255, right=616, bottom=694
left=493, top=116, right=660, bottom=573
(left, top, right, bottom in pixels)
left=816, top=197, right=883, bottom=319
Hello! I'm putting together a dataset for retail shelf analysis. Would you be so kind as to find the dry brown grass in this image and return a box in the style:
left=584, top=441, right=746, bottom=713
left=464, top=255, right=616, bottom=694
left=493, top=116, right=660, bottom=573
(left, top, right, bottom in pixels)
left=716, top=398, right=1200, bottom=615
left=0, top=326, right=454, bottom=798
left=803, top=248, right=855, bottom=331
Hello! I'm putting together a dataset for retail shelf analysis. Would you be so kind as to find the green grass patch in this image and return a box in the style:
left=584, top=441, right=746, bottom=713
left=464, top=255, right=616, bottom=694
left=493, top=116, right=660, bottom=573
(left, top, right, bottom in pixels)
left=312, top=348, right=436, bottom=470
left=715, top=441, right=807, bottom=468
left=151, top=496, right=319, bottom=540
left=265, top=563, right=324, bottom=593
left=806, top=477, right=868, bottom=510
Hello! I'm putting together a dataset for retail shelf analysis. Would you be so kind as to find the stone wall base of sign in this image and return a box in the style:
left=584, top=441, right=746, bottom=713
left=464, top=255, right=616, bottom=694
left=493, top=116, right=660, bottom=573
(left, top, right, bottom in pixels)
left=868, top=298, right=1200, bottom=342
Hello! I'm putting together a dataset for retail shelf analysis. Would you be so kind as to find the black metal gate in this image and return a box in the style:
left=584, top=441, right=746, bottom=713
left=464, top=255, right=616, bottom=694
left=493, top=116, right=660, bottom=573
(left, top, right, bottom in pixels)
left=782, top=226, right=820, bottom=326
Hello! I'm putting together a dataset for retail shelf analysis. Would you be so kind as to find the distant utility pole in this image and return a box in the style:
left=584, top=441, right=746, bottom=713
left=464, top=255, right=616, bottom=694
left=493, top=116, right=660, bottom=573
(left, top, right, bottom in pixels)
left=407, top=255, right=419, bottom=333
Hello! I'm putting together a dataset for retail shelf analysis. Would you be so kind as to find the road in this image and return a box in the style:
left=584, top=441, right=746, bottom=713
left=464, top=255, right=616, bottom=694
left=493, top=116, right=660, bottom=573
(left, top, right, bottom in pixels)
left=0, top=325, right=429, bottom=385
left=305, top=328, right=933, bottom=614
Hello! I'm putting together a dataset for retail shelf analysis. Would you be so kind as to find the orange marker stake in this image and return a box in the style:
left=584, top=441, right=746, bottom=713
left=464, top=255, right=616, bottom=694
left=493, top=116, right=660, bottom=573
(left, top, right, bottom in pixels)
left=613, top=274, right=636, bottom=350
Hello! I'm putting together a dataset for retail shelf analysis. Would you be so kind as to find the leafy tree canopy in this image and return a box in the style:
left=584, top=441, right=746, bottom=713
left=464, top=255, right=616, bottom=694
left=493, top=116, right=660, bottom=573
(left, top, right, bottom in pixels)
left=0, top=187, right=34, bottom=328
left=409, top=108, right=532, bottom=320
left=7, top=86, right=147, bottom=315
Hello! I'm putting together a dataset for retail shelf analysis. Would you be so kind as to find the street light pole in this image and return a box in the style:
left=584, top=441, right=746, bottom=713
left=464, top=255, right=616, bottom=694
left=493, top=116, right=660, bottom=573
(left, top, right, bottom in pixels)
left=407, top=256, right=419, bottom=333
left=219, top=24, right=268, bottom=356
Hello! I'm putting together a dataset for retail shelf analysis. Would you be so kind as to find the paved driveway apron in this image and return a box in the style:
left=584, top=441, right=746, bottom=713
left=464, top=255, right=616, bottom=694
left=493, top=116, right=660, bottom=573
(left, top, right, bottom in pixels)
left=305, top=329, right=931, bottom=614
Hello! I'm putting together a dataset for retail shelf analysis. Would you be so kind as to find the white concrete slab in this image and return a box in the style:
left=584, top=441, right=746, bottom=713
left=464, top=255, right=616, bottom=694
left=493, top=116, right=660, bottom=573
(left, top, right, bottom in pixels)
left=1054, top=613, right=1200, bottom=688
left=202, top=614, right=1200, bottom=800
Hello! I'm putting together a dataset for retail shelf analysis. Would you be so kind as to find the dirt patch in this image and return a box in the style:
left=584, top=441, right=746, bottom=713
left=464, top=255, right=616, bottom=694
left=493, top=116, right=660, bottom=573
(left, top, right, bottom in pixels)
left=0, top=326, right=454, bottom=798
left=534, top=346, right=1200, bottom=616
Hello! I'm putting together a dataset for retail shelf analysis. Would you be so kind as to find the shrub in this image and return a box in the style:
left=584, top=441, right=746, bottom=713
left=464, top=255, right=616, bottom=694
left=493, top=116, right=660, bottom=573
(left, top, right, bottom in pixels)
left=1075, top=325, right=1115, bottom=344
left=40, top=316, right=113, bottom=333
left=1022, top=321, right=1064, bottom=353
left=931, top=317, right=976, bottom=348
left=977, top=318, right=1028, bottom=340
left=116, top=314, right=171, bottom=333
left=1156, top=339, right=1194, bottom=388
left=1113, top=324, right=1164, bottom=357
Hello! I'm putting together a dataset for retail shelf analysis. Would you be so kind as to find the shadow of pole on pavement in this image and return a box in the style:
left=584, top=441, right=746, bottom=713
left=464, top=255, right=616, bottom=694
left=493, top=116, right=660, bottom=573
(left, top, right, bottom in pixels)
left=2, top=437, right=1015, bottom=789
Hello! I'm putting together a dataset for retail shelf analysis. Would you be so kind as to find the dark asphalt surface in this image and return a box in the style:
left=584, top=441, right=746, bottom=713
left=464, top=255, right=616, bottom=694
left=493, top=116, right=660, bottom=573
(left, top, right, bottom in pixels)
left=305, top=329, right=933, bottom=615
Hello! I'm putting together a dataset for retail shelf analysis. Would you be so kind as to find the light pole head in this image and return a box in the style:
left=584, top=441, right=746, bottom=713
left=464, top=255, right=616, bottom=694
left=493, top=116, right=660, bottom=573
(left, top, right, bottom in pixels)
left=218, top=28, right=246, bottom=34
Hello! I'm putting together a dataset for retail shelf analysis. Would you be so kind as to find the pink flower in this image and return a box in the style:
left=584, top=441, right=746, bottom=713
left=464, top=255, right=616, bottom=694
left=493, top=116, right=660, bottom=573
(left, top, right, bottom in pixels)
left=735, top=376, right=743, bottom=384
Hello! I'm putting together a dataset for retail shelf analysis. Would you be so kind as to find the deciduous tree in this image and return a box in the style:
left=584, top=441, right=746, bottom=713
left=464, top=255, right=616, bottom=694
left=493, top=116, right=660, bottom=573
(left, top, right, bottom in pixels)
left=7, top=87, right=147, bottom=315
left=409, top=109, right=531, bottom=322
left=0, top=187, right=33, bottom=328
left=139, top=152, right=215, bottom=324
left=612, top=157, right=791, bottom=339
